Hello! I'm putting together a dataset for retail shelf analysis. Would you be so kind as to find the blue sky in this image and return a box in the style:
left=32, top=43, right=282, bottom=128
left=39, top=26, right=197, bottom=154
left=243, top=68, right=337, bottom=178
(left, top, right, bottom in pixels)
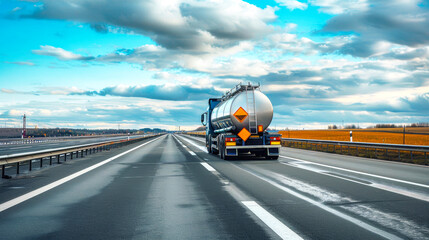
left=0, top=0, right=428, bottom=130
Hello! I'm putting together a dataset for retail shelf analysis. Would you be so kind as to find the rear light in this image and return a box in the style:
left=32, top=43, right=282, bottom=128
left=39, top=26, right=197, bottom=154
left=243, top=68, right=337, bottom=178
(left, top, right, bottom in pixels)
left=226, top=137, right=236, bottom=142
left=270, top=136, right=281, bottom=145
left=258, top=125, right=263, bottom=132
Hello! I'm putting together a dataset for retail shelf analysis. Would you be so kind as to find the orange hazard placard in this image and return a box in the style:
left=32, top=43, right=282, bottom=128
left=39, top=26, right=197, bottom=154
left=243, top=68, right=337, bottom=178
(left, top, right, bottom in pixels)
left=238, top=128, right=251, bottom=142
left=234, top=107, right=248, bottom=123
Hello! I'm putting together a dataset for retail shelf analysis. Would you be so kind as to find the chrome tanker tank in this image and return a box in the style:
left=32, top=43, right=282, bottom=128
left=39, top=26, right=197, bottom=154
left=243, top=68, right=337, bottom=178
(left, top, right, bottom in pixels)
left=211, top=84, right=273, bottom=135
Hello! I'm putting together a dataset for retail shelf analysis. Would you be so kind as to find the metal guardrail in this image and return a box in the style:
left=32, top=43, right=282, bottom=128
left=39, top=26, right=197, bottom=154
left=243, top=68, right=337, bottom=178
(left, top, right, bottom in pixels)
left=282, top=138, right=429, bottom=165
left=0, top=134, right=142, bottom=145
left=1, top=134, right=160, bottom=179
left=183, top=132, right=428, bottom=164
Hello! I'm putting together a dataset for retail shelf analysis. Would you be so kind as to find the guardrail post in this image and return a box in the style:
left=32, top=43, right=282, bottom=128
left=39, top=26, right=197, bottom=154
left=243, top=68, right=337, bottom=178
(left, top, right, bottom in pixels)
left=410, top=151, right=413, bottom=162
left=425, top=152, right=427, bottom=165
left=40, top=158, right=43, bottom=168
left=81, top=150, right=84, bottom=158
left=50, top=156, right=53, bottom=165
left=16, top=162, right=20, bottom=174
left=29, top=160, right=32, bottom=171
left=71, top=152, right=73, bottom=159
left=2, top=165, right=5, bottom=178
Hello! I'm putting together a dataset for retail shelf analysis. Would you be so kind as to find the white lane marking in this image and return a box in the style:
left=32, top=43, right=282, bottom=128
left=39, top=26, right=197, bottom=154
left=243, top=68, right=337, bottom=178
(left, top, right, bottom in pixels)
left=177, top=135, right=208, bottom=153
left=186, top=135, right=205, bottom=143
left=9, top=146, right=32, bottom=150
left=236, top=165, right=401, bottom=240
left=178, top=136, right=429, bottom=201
left=0, top=136, right=162, bottom=213
left=201, top=162, right=216, bottom=172
left=172, top=135, right=196, bottom=156
left=280, top=155, right=429, bottom=189
left=262, top=168, right=429, bottom=239
left=242, top=201, right=303, bottom=240
left=285, top=162, right=429, bottom=203
left=179, top=135, right=305, bottom=239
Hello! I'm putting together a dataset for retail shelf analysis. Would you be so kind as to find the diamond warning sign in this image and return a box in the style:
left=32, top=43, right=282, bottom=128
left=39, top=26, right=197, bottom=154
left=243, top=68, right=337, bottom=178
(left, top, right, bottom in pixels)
left=234, top=107, right=248, bottom=123
left=238, top=128, right=251, bottom=142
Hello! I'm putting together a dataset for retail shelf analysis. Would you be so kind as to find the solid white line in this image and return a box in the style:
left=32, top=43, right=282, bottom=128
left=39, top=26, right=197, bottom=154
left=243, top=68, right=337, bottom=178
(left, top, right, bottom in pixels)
left=172, top=134, right=196, bottom=156
left=238, top=166, right=401, bottom=240
left=284, top=162, right=429, bottom=202
left=0, top=136, right=162, bottom=213
left=186, top=135, right=205, bottom=143
left=280, top=155, right=429, bottom=189
left=201, top=162, right=216, bottom=172
left=242, top=201, right=303, bottom=240
left=177, top=135, right=208, bottom=153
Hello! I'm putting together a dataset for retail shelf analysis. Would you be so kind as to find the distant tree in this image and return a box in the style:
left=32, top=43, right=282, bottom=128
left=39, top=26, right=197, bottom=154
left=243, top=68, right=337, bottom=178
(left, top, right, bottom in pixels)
left=375, top=124, right=397, bottom=128
left=194, top=126, right=206, bottom=131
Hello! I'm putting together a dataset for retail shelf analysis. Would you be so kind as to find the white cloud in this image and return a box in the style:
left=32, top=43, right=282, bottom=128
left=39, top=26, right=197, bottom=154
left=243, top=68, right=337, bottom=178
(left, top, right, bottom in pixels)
left=32, top=45, right=93, bottom=61
left=310, top=0, right=368, bottom=14
left=4, top=61, right=35, bottom=66
left=275, top=0, right=307, bottom=10
left=12, top=7, right=22, bottom=12
left=29, top=0, right=276, bottom=51
left=328, top=86, right=428, bottom=105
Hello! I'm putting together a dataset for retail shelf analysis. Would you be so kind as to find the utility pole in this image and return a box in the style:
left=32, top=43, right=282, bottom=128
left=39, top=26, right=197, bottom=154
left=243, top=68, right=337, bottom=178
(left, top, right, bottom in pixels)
left=22, top=114, right=26, bottom=139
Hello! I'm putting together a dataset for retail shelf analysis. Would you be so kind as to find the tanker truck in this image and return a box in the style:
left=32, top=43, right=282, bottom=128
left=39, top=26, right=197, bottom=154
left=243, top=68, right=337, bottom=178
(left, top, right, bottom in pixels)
left=200, top=83, right=281, bottom=160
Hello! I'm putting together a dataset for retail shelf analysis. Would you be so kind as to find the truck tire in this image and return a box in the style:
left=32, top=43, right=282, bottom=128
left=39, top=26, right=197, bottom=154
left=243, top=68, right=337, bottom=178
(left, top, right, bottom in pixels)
left=220, top=136, right=233, bottom=160
left=219, top=137, right=225, bottom=159
left=212, top=146, right=219, bottom=155
left=208, top=135, right=213, bottom=154
left=207, top=135, right=212, bottom=153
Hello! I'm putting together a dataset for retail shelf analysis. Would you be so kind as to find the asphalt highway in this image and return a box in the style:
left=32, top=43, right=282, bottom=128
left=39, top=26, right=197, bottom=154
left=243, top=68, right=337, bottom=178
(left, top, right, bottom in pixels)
left=0, top=135, right=145, bottom=156
left=0, top=134, right=428, bottom=239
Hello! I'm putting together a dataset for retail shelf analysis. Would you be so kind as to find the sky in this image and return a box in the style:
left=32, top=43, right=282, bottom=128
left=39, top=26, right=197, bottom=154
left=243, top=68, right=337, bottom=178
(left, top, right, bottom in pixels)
left=0, top=0, right=428, bottom=130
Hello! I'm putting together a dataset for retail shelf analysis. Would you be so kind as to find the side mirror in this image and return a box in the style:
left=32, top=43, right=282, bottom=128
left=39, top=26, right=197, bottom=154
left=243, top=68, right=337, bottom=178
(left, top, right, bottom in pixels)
left=201, top=112, right=207, bottom=126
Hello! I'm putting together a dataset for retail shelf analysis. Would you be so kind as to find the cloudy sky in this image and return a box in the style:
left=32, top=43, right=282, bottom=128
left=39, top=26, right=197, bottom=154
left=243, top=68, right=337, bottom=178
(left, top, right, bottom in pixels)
left=0, top=0, right=428, bottom=130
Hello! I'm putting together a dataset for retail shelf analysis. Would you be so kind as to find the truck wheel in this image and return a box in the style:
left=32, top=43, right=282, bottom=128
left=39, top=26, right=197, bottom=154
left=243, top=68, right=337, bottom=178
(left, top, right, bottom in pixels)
left=207, top=135, right=213, bottom=154
left=219, top=139, right=225, bottom=159
left=212, top=147, right=219, bottom=155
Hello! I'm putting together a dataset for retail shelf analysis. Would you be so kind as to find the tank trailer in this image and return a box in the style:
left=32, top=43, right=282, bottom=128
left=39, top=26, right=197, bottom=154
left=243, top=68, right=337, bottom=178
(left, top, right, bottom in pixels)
left=201, top=83, right=281, bottom=160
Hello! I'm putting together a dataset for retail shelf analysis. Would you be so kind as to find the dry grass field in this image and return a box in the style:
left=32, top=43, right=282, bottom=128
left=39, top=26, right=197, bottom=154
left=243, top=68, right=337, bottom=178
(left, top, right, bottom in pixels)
left=279, top=128, right=429, bottom=146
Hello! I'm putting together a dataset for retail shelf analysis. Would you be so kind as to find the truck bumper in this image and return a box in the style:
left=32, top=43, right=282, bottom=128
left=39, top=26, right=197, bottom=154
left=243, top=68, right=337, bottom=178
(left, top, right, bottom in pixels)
left=224, top=145, right=280, bottom=156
